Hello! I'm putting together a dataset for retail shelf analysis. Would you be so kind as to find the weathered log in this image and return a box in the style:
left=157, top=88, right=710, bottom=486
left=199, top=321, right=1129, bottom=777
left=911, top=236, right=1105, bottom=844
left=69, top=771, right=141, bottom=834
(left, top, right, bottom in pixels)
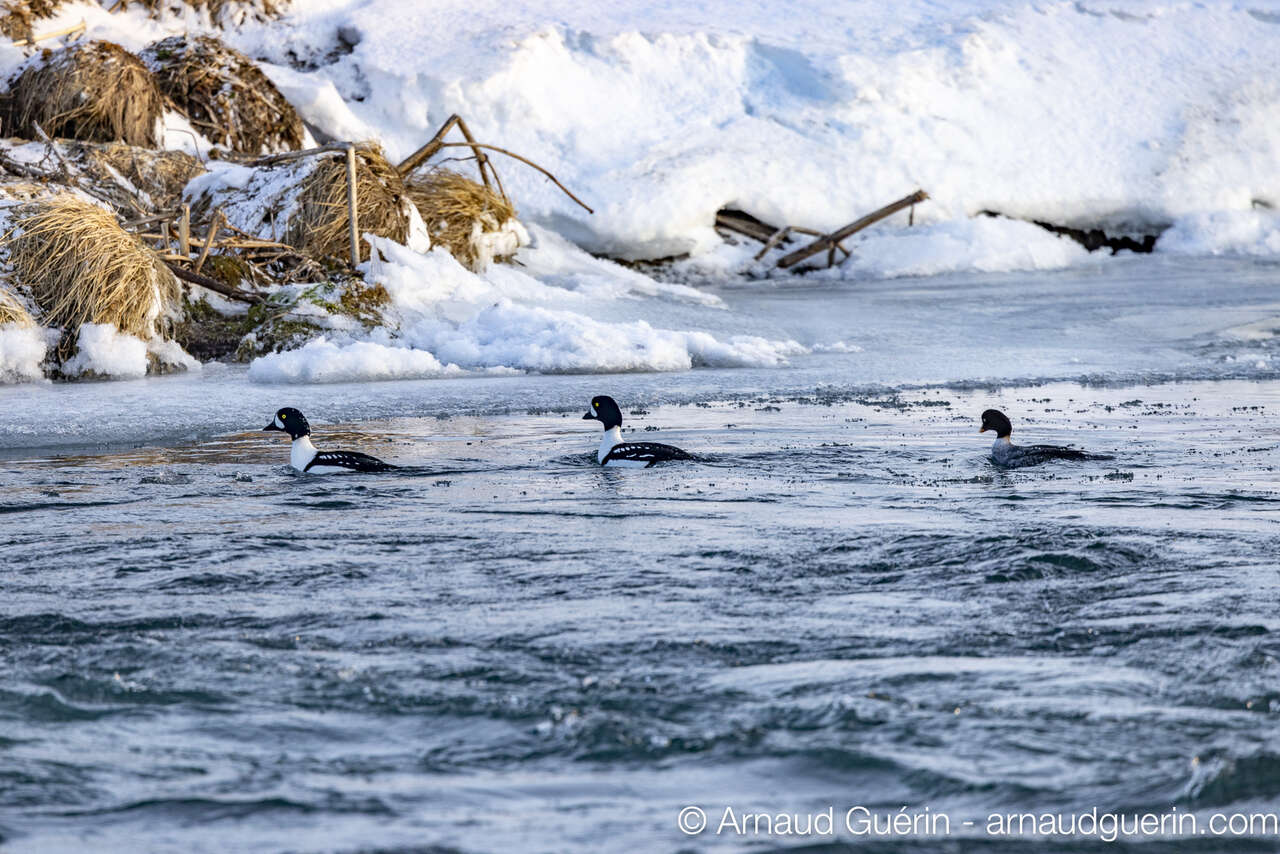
left=715, top=209, right=784, bottom=244
left=776, top=190, right=928, bottom=269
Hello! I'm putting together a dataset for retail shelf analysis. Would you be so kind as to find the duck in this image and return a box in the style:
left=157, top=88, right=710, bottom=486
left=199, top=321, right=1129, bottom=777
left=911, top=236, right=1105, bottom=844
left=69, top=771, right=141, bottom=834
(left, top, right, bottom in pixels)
left=980, top=409, right=1112, bottom=467
left=262, top=407, right=397, bottom=473
left=582, top=395, right=693, bottom=467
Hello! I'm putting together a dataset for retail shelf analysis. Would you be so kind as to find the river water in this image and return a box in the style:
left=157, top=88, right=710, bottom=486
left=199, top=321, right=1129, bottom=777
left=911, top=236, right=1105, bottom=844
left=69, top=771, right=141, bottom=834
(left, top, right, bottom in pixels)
left=1, top=255, right=1278, bottom=852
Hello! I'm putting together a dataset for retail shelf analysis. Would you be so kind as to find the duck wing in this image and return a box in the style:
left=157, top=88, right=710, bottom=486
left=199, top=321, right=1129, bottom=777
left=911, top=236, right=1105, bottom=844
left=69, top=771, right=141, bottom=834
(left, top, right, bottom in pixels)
left=305, top=450, right=397, bottom=473
left=1014, top=444, right=1113, bottom=465
left=602, top=441, right=693, bottom=467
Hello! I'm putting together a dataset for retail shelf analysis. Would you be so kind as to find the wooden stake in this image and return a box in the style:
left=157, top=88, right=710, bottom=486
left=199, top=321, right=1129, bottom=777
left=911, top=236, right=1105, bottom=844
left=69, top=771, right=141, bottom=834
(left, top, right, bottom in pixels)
left=160, top=221, right=170, bottom=252
left=179, top=205, right=190, bottom=256
left=777, top=190, right=929, bottom=269
left=345, top=143, right=360, bottom=267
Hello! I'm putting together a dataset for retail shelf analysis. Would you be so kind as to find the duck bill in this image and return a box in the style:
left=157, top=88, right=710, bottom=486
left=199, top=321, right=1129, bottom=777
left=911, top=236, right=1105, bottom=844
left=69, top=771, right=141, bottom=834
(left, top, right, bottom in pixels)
left=582, top=412, right=596, bottom=421
left=263, top=423, right=283, bottom=432
left=979, top=426, right=989, bottom=433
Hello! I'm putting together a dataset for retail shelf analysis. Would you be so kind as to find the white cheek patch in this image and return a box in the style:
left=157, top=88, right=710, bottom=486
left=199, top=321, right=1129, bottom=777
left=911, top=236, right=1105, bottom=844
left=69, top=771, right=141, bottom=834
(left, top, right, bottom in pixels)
left=274, top=415, right=285, bottom=429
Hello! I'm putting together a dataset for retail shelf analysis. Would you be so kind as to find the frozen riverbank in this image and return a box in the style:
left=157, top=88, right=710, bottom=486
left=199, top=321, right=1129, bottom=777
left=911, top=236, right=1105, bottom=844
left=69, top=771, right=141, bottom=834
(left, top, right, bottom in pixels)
left=0, top=255, right=1275, bottom=452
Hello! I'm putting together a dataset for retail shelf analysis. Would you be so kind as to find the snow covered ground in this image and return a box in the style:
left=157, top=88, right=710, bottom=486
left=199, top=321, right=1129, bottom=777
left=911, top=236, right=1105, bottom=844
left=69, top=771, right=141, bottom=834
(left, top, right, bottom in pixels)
left=233, top=0, right=1280, bottom=261
left=0, top=0, right=1277, bottom=386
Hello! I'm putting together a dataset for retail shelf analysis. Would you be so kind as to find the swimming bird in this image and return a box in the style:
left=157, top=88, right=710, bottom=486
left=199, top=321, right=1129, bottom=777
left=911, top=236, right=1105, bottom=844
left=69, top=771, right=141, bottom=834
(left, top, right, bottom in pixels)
left=979, top=409, right=1111, bottom=467
left=582, top=395, right=693, bottom=467
left=262, top=408, right=396, bottom=473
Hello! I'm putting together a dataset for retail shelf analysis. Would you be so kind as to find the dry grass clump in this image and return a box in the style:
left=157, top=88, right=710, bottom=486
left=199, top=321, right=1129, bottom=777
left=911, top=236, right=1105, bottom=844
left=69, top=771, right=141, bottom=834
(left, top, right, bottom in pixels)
left=0, top=286, right=36, bottom=327
left=0, top=0, right=68, bottom=43
left=408, top=169, right=519, bottom=271
left=3, top=40, right=163, bottom=147
left=0, top=178, right=56, bottom=204
left=9, top=195, right=179, bottom=339
left=112, top=0, right=283, bottom=25
left=288, top=145, right=411, bottom=262
left=141, top=35, right=304, bottom=155
left=74, top=142, right=206, bottom=212
left=187, top=144, right=414, bottom=263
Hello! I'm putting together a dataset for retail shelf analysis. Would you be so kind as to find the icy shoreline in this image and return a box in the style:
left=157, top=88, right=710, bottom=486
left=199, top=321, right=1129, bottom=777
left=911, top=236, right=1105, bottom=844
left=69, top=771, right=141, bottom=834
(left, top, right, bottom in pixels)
left=1, top=255, right=1275, bottom=451
left=0, top=0, right=1276, bottom=388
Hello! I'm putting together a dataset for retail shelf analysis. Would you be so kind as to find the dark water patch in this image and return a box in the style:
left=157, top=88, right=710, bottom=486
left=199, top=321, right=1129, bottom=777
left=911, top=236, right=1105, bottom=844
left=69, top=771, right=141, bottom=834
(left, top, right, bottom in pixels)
left=302, top=499, right=361, bottom=509
left=0, top=612, right=342, bottom=641
left=0, top=498, right=143, bottom=514
left=0, top=688, right=119, bottom=723
left=59, top=794, right=392, bottom=821
left=36, top=674, right=231, bottom=711
left=1184, top=752, right=1280, bottom=807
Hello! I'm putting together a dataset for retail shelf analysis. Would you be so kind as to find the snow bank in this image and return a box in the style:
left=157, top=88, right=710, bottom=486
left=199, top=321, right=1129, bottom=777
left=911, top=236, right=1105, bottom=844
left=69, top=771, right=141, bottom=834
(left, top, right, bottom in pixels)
left=248, top=337, right=463, bottom=383
left=1158, top=210, right=1280, bottom=257
left=247, top=233, right=804, bottom=383
left=6, top=0, right=1275, bottom=390
left=63, top=324, right=149, bottom=379
left=147, top=336, right=203, bottom=373
left=0, top=325, right=47, bottom=384
left=674, top=216, right=1094, bottom=281
left=820, top=218, right=1094, bottom=280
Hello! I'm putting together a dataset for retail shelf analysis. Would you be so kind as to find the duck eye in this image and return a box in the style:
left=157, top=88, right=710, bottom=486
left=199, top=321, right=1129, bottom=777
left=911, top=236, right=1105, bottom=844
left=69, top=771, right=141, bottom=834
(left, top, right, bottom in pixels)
left=279, top=413, right=287, bottom=419
left=593, top=402, right=598, bottom=408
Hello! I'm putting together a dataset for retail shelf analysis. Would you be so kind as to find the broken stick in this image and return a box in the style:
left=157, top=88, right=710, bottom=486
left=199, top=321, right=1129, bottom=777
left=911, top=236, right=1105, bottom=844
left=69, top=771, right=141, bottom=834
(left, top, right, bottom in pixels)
left=194, top=209, right=223, bottom=275
left=776, top=190, right=928, bottom=269
left=166, top=262, right=262, bottom=304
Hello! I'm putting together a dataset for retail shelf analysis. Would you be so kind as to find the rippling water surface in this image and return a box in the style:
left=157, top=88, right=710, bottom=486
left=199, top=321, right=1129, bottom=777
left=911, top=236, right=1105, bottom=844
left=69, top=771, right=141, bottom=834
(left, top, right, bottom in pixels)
left=1, top=258, right=1279, bottom=853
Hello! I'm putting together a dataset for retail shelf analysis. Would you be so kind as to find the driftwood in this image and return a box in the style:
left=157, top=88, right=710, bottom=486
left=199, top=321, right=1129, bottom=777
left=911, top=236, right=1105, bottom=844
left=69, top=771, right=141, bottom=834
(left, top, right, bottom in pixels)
left=754, top=225, right=835, bottom=262
left=424, top=141, right=593, bottom=215
left=715, top=209, right=784, bottom=244
left=165, top=260, right=262, bottom=304
left=777, top=190, right=928, bottom=269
